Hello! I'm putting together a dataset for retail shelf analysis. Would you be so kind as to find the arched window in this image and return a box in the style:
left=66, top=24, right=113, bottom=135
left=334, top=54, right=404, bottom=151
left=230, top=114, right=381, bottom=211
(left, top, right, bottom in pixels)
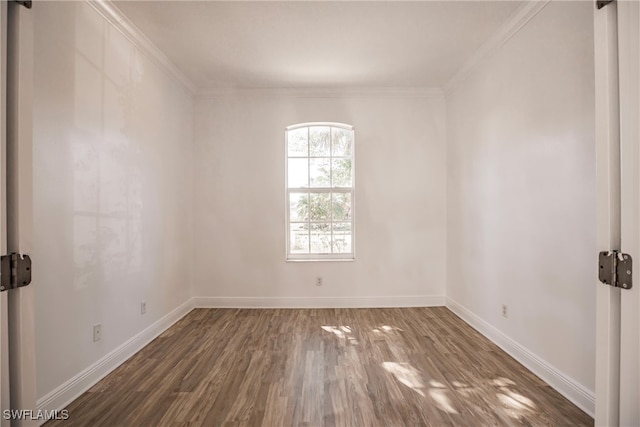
left=286, top=123, right=354, bottom=260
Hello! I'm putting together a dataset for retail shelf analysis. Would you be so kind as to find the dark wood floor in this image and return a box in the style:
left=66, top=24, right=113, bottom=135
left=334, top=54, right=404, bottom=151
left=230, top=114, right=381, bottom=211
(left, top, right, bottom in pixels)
left=46, top=307, right=593, bottom=426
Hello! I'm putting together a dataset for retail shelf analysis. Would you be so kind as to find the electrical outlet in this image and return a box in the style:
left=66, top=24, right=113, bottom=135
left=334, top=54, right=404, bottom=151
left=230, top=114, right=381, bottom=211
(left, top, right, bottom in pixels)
left=316, top=277, right=323, bottom=286
left=141, top=301, right=147, bottom=315
left=93, top=324, right=102, bottom=342
left=502, top=304, right=508, bottom=318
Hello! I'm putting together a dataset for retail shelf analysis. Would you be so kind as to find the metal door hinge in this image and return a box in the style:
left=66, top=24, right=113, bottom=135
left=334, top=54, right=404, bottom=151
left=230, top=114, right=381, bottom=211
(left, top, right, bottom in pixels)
left=0, top=253, right=32, bottom=292
left=599, top=251, right=632, bottom=289
left=597, top=0, right=614, bottom=9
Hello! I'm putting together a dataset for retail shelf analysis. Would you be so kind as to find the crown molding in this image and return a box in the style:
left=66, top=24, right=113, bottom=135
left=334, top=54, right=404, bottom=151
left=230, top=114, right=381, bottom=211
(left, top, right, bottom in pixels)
left=86, top=0, right=549, bottom=99
left=443, top=0, right=551, bottom=96
left=197, top=86, right=445, bottom=99
left=86, top=0, right=198, bottom=95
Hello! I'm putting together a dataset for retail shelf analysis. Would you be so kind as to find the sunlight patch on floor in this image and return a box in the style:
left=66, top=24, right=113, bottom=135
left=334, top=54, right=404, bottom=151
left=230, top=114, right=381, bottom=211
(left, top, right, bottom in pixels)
left=429, top=380, right=446, bottom=388
left=492, top=377, right=537, bottom=419
left=498, top=390, right=536, bottom=412
left=372, top=325, right=404, bottom=333
left=382, top=361, right=426, bottom=397
left=491, top=377, right=516, bottom=387
left=321, top=325, right=359, bottom=344
left=321, top=326, right=345, bottom=337
left=429, top=388, right=459, bottom=414
left=426, top=378, right=460, bottom=414
left=451, top=380, right=469, bottom=389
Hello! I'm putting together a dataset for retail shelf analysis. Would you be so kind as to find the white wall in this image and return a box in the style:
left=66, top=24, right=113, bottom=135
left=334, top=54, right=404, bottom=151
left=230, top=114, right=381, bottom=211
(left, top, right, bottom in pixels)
left=194, top=93, right=446, bottom=305
left=32, top=2, right=194, bottom=402
left=446, top=0, right=595, bottom=400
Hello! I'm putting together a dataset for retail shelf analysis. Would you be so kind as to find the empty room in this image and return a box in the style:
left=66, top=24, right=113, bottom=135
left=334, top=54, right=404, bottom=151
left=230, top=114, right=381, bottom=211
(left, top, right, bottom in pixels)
left=1, top=0, right=639, bottom=425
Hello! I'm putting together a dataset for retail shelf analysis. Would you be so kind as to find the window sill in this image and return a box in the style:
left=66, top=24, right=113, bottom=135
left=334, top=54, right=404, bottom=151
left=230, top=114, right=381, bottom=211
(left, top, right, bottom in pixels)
left=286, top=257, right=355, bottom=263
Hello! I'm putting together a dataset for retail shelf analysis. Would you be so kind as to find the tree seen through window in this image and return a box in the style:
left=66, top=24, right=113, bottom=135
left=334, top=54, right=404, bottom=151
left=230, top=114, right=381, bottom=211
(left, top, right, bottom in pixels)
left=286, top=124, right=354, bottom=259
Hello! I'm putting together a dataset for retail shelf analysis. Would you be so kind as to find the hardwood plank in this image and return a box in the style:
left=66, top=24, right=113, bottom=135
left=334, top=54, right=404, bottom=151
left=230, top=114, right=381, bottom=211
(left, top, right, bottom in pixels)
left=44, top=307, right=593, bottom=426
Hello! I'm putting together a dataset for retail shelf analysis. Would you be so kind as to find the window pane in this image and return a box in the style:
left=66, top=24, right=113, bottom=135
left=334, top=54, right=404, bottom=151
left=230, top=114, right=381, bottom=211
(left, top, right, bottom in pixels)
left=310, top=223, right=331, bottom=253
left=332, top=128, right=353, bottom=157
left=332, top=159, right=352, bottom=187
left=288, top=127, right=308, bottom=157
left=288, top=158, right=308, bottom=188
left=309, top=126, right=330, bottom=156
left=310, top=158, right=330, bottom=187
left=332, top=193, right=352, bottom=221
left=290, top=223, right=309, bottom=254
left=309, top=193, right=330, bottom=221
left=287, top=124, right=354, bottom=258
left=332, top=222, right=352, bottom=253
left=289, top=193, right=309, bottom=222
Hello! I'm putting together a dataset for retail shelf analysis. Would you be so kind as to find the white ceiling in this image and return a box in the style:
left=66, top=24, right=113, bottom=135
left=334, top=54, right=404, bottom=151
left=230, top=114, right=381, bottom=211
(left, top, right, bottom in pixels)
left=114, top=1, right=524, bottom=90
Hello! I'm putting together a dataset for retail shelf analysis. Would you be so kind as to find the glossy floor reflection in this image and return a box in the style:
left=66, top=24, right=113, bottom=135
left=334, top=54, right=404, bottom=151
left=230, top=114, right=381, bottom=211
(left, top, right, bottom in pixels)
left=46, top=307, right=593, bottom=426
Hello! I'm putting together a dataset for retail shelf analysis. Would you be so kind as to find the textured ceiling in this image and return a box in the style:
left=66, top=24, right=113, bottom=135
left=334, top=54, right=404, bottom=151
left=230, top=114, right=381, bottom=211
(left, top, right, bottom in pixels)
left=114, top=1, right=524, bottom=89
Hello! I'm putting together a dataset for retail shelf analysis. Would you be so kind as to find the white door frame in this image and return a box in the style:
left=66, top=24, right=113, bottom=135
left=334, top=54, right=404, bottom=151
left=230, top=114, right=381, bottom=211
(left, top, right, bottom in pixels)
left=595, top=0, right=640, bottom=425
left=6, top=2, right=35, bottom=426
left=617, top=0, right=640, bottom=424
left=0, top=1, right=10, bottom=426
left=594, top=1, right=622, bottom=425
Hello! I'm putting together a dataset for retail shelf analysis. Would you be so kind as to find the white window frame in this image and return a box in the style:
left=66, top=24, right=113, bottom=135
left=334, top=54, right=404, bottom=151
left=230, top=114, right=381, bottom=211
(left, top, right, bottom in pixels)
left=285, top=122, right=355, bottom=261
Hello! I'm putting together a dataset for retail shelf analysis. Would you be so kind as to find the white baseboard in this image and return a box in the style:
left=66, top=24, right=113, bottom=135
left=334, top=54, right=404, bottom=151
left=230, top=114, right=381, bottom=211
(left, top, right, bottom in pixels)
left=445, top=297, right=595, bottom=417
left=35, top=298, right=195, bottom=419
left=193, top=295, right=446, bottom=309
